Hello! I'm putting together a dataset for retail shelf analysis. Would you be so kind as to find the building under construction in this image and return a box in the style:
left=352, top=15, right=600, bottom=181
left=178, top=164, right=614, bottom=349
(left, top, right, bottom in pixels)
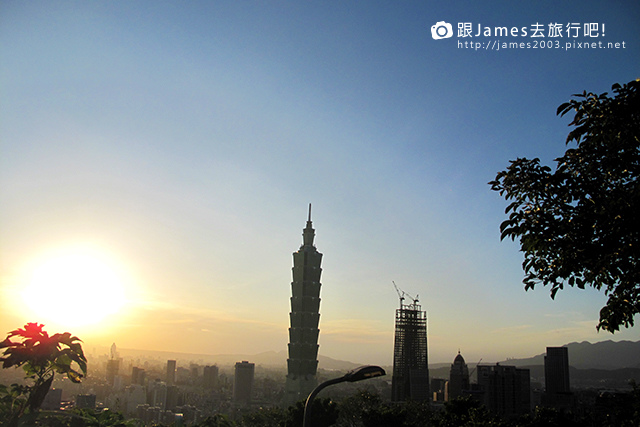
left=391, top=284, right=430, bottom=402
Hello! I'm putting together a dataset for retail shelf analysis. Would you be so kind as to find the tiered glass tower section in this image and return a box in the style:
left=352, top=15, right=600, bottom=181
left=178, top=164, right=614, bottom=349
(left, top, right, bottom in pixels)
left=284, top=205, right=323, bottom=404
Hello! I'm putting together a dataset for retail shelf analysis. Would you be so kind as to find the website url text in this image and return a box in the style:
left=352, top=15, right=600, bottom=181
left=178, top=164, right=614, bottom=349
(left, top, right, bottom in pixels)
left=457, top=40, right=626, bottom=51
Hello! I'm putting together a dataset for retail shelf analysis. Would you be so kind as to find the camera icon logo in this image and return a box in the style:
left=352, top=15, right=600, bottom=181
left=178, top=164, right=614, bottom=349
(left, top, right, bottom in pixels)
left=431, top=21, right=453, bottom=40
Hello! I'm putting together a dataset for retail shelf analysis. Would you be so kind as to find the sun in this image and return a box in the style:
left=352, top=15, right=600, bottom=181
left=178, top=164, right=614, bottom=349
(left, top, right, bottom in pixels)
left=21, top=248, right=127, bottom=329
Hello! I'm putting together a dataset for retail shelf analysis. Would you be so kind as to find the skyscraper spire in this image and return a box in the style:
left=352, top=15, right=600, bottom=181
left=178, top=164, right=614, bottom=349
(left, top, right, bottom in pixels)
left=285, top=206, right=323, bottom=404
left=302, top=204, right=315, bottom=247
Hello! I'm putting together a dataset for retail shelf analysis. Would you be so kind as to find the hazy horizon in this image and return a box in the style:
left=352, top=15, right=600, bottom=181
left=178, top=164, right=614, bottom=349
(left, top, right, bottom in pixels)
left=81, top=338, right=640, bottom=369
left=2, top=1, right=639, bottom=368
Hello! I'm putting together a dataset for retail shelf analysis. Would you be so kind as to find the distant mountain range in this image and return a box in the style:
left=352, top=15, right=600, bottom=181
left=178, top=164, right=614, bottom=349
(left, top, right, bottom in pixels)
left=497, top=340, right=640, bottom=370
left=115, top=347, right=362, bottom=371
left=428, top=340, right=640, bottom=390
left=115, top=340, right=639, bottom=372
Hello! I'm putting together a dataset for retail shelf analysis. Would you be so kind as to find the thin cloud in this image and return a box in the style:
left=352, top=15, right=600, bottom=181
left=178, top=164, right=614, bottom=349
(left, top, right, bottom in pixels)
left=321, top=318, right=391, bottom=344
left=127, top=298, right=284, bottom=333
left=491, top=324, right=533, bottom=334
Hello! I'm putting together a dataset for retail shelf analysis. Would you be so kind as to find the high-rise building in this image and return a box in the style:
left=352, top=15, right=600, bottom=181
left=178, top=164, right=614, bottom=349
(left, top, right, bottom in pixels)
left=106, top=359, right=120, bottom=385
left=166, top=360, right=176, bottom=385
left=542, top=346, right=573, bottom=409
left=106, top=343, right=120, bottom=386
left=203, top=365, right=219, bottom=389
left=447, top=351, right=470, bottom=401
left=391, top=294, right=430, bottom=402
left=233, top=361, right=255, bottom=405
left=166, top=385, right=180, bottom=411
left=431, top=378, right=447, bottom=402
left=176, top=367, right=190, bottom=384
left=284, top=205, right=323, bottom=404
left=150, top=380, right=168, bottom=410
left=190, top=365, right=199, bottom=383
left=42, top=388, right=62, bottom=410
left=477, top=364, right=531, bottom=416
left=544, top=347, right=570, bottom=394
left=132, top=367, right=146, bottom=386
left=124, top=385, right=147, bottom=415
left=76, top=394, right=97, bottom=410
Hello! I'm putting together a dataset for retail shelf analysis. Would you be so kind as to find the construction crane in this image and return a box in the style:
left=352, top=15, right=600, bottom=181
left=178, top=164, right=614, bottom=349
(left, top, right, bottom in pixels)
left=392, top=281, right=404, bottom=307
left=469, top=358, right=483, bottom=378
left=392, top=281, right=419, bottom=308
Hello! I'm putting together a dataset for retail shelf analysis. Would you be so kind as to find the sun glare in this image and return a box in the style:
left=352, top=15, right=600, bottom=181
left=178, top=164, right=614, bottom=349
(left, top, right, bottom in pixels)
left=21, top=248, right=127, bottom=329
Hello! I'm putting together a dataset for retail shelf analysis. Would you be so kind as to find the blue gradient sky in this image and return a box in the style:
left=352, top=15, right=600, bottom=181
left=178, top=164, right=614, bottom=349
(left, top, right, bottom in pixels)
left=1, top=1, right=639, bottom=365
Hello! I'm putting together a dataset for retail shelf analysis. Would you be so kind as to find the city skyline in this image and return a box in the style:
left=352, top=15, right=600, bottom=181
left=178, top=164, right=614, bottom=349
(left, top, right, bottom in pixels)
left=1, top=1, right=639, bottom=367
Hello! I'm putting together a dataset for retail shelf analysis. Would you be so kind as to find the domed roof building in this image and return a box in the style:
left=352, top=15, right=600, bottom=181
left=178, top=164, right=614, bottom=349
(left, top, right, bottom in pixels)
left=447, top=350, right=470, bottom=401
left=454, top=352, right=466, bottom=364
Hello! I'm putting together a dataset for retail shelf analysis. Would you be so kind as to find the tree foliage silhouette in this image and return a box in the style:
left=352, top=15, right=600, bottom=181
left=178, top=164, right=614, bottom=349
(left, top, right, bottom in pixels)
left=0, top=323, right=87, bottom=425
left=490, top=79, right=640, bottom=332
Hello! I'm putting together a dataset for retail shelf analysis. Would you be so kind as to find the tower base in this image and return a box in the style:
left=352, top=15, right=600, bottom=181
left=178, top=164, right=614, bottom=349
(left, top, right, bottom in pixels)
left=283, top=374, right=317, bottom=406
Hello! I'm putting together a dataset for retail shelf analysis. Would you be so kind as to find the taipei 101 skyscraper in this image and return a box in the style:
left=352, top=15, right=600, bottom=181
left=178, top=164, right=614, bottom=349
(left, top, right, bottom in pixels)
left=284, top=204, right=323, bottom=404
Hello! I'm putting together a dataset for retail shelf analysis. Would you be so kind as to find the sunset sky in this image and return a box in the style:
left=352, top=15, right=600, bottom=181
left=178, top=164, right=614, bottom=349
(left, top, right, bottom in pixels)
left=1, top=1, right=639, bottom=366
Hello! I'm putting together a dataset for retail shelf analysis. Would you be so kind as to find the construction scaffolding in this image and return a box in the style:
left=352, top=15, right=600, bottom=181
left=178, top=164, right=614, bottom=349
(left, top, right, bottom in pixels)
left=391, top=297, right=430, bottom=402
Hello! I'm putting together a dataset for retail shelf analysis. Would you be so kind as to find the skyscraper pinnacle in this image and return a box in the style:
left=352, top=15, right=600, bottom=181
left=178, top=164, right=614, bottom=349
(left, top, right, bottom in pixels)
left=303, top=204, right=315, bottom=247
left=285, top=206, right=323, bottom=404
